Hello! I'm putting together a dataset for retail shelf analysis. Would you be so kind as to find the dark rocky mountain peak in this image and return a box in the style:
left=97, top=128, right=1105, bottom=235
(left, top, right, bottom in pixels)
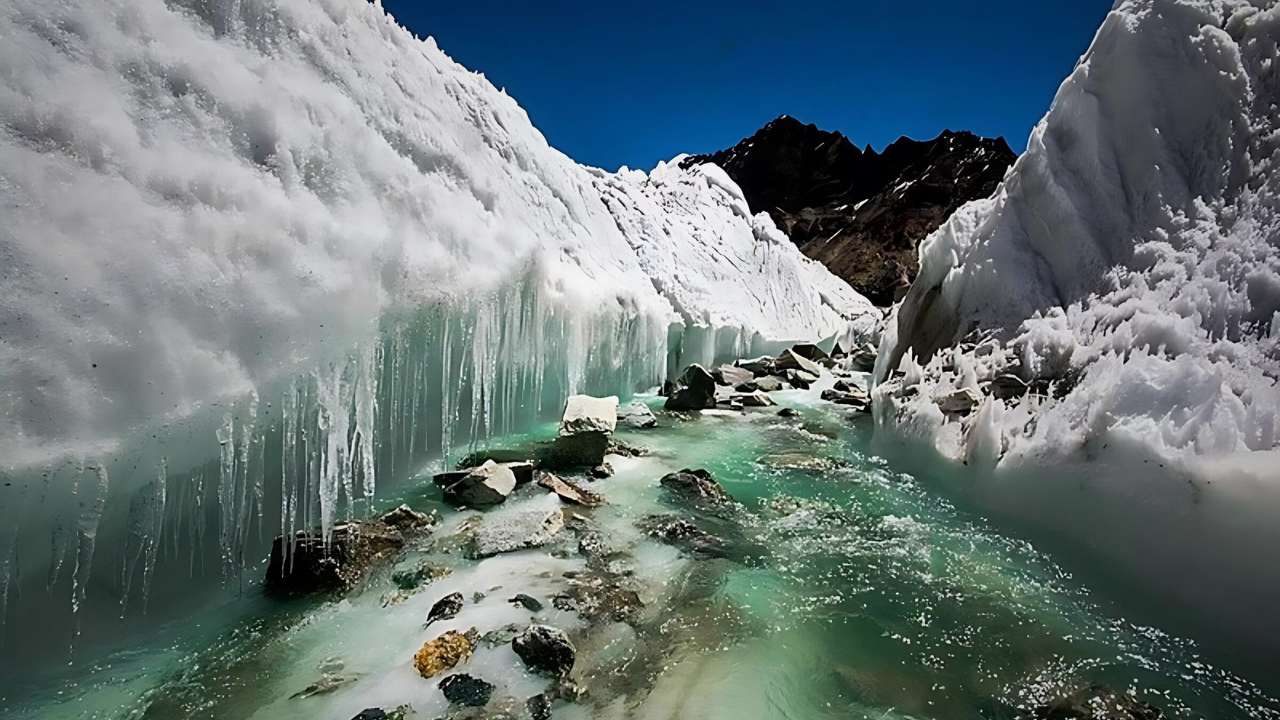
left=682, top=117, right=1016, bottom=306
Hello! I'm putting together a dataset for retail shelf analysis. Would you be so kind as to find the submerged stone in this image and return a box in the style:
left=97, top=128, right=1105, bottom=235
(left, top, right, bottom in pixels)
left=469, top=504, right=565, bottom=558
left=512, top=624, right=576, bottom=677
left=508, top=593, right=544, bottom=612
left=659, top=468, right=734, bottom=506
left=637, top=514, right=727, bottom=558
left=1024, top=684, right=1163, bottom=720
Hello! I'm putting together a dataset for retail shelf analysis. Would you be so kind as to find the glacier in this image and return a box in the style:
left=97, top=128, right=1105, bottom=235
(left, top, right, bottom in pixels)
left=875, top=0, right=1280, bottom=658
left=0, top=0, right=875, bottom=661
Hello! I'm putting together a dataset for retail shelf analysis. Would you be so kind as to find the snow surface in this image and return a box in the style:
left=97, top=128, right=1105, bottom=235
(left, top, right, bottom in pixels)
left=874, top=0, right=1280, bottom=653
left=0, top=0, right=875, bottom=471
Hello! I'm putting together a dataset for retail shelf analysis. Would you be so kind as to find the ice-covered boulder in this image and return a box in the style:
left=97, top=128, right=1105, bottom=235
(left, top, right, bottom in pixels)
left=550, top=395, right=619, bottom=467
left=469, top=500, right=566, bottom=558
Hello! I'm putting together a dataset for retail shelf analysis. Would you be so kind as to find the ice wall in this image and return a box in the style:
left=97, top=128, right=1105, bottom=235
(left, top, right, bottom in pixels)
left=0, top=0, right=875, bottom=669
left=874, top=0, right=1280, bottom=660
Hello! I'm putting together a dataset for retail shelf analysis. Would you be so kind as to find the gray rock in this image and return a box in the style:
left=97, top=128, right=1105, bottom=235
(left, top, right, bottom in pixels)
left=777, top=407, right=799, bottom=418
left=732, top=391, right=775, bottom=407
left=469, top=503, right=566, bottom=558
left=935, top=387, right=982, bottom=416
left=789, top=343, right=830, bottom=362
left=618, top=401, right=658, bottom=429
left=378, top=504, right=434, bottom=532
left=508, top=593, right=544, bottom=612
left=785, top=369, right=818, bottom=389
left=264, top=521, right=405, bottom=597
left=774, top=348, right=823, bottom=377
left=349, top=710, right=386, bottom=720
left=753, top=375, right=785, bottom=392
left=637, top=514, right=727, bottom=558
left=551, top=395, right=618, bottom=467
left=442, top=460, right=517, bottom=508
left=512, top=624, right=576, bottom=677
left=850, top=343, right=878, bottom=372
left=425, top=591, right=464, bottom=627
left=988, top=373, right=1029, bottom=400
left=588, top=462, right=613, bottom=480
left=537, top=472, right=605, bottom=507
left=735, top=356, right=777, bottom=377
left=712, top=364, right=754, bottom=387
left=664, top=364, right=717, bottom=411
left=659, top=468, right=734, bottom=506
left=526, top=694, right=553, bottom=720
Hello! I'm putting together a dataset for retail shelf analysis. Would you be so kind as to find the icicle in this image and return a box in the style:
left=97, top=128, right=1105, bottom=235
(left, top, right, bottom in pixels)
left=69, top=464, right=109, bottom=641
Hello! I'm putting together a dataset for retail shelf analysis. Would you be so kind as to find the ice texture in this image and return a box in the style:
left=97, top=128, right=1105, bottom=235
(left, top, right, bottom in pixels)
left=0, top=0, right=874, bottom=652
left=875, top=0, right=1280, bottom=655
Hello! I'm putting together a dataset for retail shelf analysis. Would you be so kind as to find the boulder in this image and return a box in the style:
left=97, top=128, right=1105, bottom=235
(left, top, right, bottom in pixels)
left=412, top=628, right=478, bottom=679
left=425, top=591, right=464, bottom=627
left=659, top=468, right=733, bottom=506
left=735, top=356, right=776, bottom=377
left=935, top=387, right=982, bottom=416
left=820, top=388, right=870, bottom=408
left=774, top=348, right=823, bottom=377
left=527, top=694, right=553, bottom=720
left=550, top=395, right=618, bottom=467
left=988, top=373, right=1030, bottom=400
left=537, top=472, right=605, bottom=507
left=637, top=514, right=727, bottom=558
left=508, top=593, right=544, bottom=612
left=512, top=624, right=576, bottom=677
left=712, top=364, right=754, bottom=387
left=441, top=460, right=517, bottom=508
left=664, top=364, right=717, bottom=411
left=588, top=462, right=614, bottom=480
left=785, top=369, right=818, bottom=389
left=618, top=401, right=658, bottom=429
left=753, top=375, right=785, bottom=392
left=777, top=407, right=799, bottom=418
left=470, top=504, right=566, bottom=558
left=264, top=521, right=405, bottom=597
left=850, top=343, right=878, bottom=372
left=378, top=504, right=434, bottom=533
left=438, top=673, right=495, bottom=707
left=789, top=343, right=830, bottom=362
left=732, top=391, right=775, bottom=407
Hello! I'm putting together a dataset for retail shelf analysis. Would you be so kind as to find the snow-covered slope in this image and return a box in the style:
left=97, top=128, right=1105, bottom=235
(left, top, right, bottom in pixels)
left=875, top=0, right=1280, bottom=654
left=0, top=0, right=873, bottom=471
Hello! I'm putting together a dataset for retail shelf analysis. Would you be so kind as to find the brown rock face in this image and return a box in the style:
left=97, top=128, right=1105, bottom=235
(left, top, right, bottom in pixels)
left=682, top=115, right=1015, bottom=306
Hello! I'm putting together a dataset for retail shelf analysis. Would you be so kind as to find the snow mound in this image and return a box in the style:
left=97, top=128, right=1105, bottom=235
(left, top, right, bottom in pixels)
left=874, top=0, right=1280, bottom=658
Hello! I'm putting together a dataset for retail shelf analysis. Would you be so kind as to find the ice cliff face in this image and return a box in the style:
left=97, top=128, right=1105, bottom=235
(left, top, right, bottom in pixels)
left=0, top=0, right=874, bottom=472
left=874, top=0, right=1280, bottom=657
left=879, top=0, right=1279, bottom=466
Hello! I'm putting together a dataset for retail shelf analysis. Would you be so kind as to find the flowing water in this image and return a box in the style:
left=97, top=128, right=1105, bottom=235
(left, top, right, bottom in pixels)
left=4, top=386, right=1278, bottom=720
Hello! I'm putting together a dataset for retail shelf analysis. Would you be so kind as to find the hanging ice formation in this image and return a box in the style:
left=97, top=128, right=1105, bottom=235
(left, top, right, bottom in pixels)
left=0, top=0, right=876, bottom=663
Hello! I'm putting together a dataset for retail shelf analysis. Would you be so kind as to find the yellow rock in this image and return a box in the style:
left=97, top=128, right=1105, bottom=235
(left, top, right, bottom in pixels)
left=412, top=628, right=477, bottom=679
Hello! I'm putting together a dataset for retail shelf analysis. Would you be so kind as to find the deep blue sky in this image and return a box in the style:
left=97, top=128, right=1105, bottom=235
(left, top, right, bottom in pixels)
left=382, top=1, right=1114, bottom=171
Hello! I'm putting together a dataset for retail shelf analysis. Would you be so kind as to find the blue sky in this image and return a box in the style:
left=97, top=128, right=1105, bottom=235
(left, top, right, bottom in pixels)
left=382, top=1, right=1113, bottom=171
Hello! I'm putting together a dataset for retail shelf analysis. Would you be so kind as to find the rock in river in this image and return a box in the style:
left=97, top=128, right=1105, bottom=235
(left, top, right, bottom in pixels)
left=712, top=363, right=754, bottom=387
left=550, top=394, right=618, bottom=467
left=537, top=472, right=605, bottom=507
left=441, top=460, right=517, bottom=508
left=425, top=591, right=464, bottom=627
left=264, top=520, right=406, bottom=597
left=664, top=364, right=718, bottom=411
left=412, top=628, right=478, bottom=679
left=774, top=348, right=823, bottom=377
left=619, top=401, right=658, bottom=429
left=512, top=624, right=576, bottom=677
left=438, top=673, right=495, bottom=707
left=659, top=468, right=734, bottom=506
left=469, top=501, right=566, bottom=558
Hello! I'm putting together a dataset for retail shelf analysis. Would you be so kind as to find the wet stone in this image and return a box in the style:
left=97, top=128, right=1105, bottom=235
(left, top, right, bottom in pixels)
left=508, top=593, right=544, bottom=612
left=412, top=628, right=478, bottom=679
left=425, top=591, right=464, bottom=627
left=438, top=673, right=494, bottom=707
left=526, top=693, right=553, bottom=720
left=512, top=624, right=576, bottom=677
left=659, top=468, right=734, bottom=507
